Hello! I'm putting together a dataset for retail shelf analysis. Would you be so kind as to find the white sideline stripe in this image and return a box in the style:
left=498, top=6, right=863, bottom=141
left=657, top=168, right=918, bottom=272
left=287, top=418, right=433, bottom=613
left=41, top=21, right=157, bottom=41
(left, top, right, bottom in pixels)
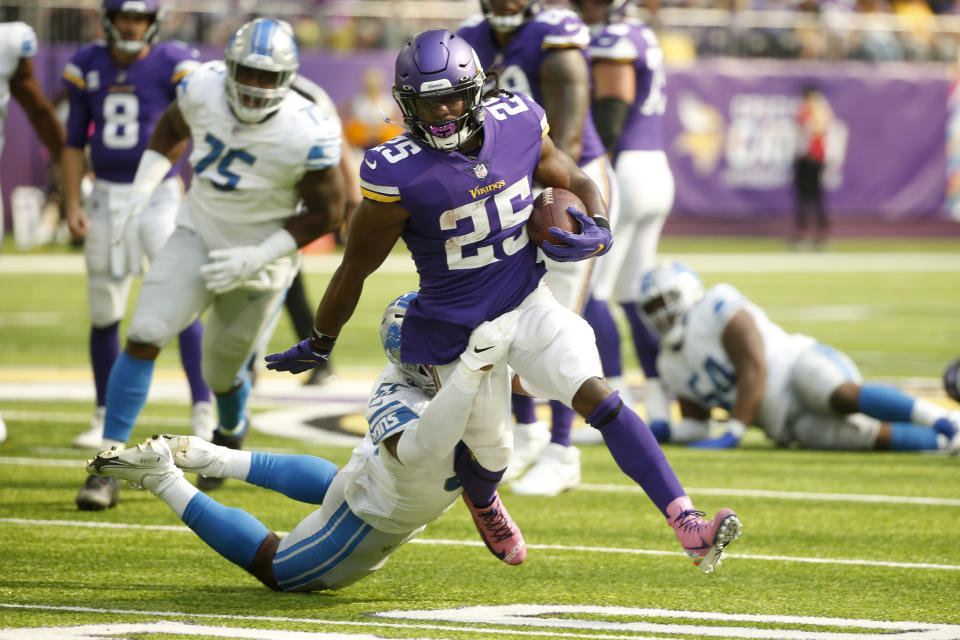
left=4, top=252, right=960, bottom=274
left=4, top=456, right=960, bottom=507
left=2, top=518, right=958, bottom=572
left=580, top=483, right=960, bottom=507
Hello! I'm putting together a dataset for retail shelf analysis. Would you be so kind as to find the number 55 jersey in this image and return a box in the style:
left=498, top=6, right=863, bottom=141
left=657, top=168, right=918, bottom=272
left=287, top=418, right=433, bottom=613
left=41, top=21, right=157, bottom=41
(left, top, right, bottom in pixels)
left=359, top=92, right=549, bottom=365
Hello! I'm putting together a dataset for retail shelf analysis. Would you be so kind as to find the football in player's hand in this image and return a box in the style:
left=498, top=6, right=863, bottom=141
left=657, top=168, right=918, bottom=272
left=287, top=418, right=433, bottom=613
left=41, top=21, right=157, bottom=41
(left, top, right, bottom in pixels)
left=527, top=187, right=584, bottom=247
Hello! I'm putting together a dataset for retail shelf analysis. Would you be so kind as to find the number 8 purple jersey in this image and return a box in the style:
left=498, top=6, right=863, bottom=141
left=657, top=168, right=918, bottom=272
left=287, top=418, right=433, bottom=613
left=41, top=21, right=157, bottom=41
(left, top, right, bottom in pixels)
left=359, top=92, right=549, bottom=365
left=62, top=41, right=199, bottom=183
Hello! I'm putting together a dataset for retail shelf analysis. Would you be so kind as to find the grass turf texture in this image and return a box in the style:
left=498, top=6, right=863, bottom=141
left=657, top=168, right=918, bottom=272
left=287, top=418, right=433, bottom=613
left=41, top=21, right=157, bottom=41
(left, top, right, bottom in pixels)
left=1, top=236, right=959, bottom=638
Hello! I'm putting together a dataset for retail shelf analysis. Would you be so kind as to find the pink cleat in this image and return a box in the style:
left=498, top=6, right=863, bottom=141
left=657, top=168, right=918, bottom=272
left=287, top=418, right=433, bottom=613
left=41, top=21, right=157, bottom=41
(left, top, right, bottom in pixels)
left=666, top=496, right=741, bottom=574
left=462, top=492, right=527, bottom=565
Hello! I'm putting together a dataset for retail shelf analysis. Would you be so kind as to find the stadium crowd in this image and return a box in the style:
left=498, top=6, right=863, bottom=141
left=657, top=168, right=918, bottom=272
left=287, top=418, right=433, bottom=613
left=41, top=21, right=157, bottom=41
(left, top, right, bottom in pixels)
left=3, top=0, right=960, bottom=61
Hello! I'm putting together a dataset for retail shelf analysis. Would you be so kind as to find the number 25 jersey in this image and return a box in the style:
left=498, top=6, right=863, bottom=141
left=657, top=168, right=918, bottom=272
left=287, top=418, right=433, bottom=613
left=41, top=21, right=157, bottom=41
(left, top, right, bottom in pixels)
left=359, top=92, right=549, bottom=364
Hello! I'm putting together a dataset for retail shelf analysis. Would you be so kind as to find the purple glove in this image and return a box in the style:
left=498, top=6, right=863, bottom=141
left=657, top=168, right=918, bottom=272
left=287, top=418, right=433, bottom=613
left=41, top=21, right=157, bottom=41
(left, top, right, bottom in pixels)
left=539, top=207, right=613, bottom=262
left=265, top=330, right=336, bottom=374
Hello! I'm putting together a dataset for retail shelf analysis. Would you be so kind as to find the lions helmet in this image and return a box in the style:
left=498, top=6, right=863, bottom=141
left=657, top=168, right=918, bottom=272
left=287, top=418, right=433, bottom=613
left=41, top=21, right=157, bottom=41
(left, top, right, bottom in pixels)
left=224, top=19, right=298, bottom=124
left=393, top=29, right=486, bottom=152
left=639, top=262, right=704, bottom=347
left=480, top=0, right=545, bottom=33
left=380, top=292, right=440, bottom=397
left=100, top=0, right=162, bottom=55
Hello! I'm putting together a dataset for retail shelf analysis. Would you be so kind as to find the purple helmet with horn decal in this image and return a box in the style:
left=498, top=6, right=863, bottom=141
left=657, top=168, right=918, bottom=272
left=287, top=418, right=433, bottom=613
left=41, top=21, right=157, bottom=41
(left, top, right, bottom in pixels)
left=392, top=29, right=486, bottom=152
left=100, top=0, right=163, bottom=55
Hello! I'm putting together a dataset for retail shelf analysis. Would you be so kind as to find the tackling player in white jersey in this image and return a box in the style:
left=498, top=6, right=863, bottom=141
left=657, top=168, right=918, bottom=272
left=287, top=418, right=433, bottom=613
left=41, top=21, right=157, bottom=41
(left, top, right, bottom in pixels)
left=0, top=20, right=65, bottom=445
left=86, top=294, right=525, bottom=590
left=640, top=262, right=960, bottom=453
left=75, top=18, right=346, bottom=510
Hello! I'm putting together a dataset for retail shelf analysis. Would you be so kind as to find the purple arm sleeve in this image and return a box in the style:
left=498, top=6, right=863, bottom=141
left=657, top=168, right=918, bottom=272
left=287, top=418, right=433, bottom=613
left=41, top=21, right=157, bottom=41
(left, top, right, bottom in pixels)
left=64, top=84, right=91, bottom=149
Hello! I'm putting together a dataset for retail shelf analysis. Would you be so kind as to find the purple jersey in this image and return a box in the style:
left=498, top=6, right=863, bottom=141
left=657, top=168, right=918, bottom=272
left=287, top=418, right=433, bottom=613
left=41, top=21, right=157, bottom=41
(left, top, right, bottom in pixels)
left=63, top=41, right=199, bottom=182
left=360, top=93, right=549, bottom=364
left=589, top=20, right=666, bottom=153
left=457, top=8, right=605, bottom=167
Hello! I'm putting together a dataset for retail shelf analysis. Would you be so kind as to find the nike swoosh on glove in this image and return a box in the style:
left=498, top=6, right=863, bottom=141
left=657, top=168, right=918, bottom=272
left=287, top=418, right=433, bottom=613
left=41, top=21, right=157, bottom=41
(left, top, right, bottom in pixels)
left=539, top=207, right=613, bottom=262
left=265, top=331, right=336, bottom=374
left=459, top=309, right=521, bottom=371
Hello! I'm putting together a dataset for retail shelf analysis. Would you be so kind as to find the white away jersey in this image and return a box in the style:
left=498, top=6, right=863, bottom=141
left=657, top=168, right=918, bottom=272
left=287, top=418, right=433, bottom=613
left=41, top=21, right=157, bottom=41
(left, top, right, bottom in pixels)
left=657, top=283, right=816, bottom=434
left=0, top=22, right=38, bottom=151
left=177, top=61, right=341, bottom=247
left=340, top=364, right=462, bottom=535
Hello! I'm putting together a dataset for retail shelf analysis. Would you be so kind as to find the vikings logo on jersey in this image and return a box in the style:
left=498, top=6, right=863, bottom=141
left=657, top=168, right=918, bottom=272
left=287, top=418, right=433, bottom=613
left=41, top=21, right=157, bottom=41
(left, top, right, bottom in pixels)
left=358, top=92, right=551, bottom=364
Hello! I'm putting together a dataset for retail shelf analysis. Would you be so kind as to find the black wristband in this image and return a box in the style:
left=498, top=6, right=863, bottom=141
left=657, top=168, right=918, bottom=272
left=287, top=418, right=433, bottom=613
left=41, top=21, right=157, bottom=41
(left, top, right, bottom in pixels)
left=310, top=328, right=338, bottom=351
left=593, top=215, right=611, bottom=231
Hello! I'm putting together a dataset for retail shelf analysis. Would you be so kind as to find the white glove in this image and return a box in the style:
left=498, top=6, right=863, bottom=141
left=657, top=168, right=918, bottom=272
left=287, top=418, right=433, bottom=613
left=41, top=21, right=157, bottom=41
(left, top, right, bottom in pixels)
left=200, top=245, right=270, bottom=294
left=110, top=187, right=152, bottom=246
left=200, top=228, right=299, bottom=294
left=459, top=309, right=520, bottom=371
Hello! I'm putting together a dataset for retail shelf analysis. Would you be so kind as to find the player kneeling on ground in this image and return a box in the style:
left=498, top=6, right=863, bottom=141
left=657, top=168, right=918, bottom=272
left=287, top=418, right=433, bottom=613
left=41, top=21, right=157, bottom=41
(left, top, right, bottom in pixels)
left=639, top=262, right=960, bottom=453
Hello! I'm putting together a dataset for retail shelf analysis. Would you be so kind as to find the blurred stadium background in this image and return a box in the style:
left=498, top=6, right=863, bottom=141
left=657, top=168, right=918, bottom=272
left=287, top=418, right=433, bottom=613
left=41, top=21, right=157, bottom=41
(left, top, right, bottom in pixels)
left=6, top=0, right=960, bottom=242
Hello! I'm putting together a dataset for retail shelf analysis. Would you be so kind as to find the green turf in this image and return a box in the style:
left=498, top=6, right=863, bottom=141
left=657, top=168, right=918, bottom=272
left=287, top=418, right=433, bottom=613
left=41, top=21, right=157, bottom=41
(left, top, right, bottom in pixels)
left=1, top=237, right=959, bottom=639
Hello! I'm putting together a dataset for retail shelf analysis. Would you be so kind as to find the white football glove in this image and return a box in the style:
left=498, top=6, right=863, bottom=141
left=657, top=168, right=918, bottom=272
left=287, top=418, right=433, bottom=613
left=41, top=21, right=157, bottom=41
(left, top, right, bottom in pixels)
left=459, top=309, right=521, bottom=371
left=110, top=187, right=152, bottom=246
left=200, top=245, right=270, bottom=294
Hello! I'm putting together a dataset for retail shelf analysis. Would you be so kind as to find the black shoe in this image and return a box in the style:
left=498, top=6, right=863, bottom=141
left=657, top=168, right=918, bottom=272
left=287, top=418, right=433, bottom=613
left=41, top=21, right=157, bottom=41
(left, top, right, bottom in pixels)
left=196, top=422, right=248, bottom=491
left=76, top=474, right=120, bottom=510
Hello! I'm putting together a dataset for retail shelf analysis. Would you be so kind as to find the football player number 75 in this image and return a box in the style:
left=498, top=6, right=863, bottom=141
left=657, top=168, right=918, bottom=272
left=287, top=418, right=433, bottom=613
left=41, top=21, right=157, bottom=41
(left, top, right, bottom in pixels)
left=194, top=133, right=257, bottom=191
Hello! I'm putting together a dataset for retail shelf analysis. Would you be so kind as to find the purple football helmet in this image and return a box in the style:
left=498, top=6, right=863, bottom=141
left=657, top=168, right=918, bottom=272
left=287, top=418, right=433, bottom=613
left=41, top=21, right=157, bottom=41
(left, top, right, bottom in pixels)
left=393, top=29, right=485, bottom=152
left=100, top=0, right=162, bottom=55
left=571, top=0, right=635, bottom=25
left=480, top=0, right=545, bottom=33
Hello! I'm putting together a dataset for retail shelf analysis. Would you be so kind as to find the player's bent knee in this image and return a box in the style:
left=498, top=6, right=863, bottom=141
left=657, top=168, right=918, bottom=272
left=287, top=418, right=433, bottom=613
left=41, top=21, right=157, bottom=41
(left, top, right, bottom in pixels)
left=250, top=531, right=282, bottom=591
left=572, top=377, right=613, bottom=418
left=128, top=317, right=172, bottom=350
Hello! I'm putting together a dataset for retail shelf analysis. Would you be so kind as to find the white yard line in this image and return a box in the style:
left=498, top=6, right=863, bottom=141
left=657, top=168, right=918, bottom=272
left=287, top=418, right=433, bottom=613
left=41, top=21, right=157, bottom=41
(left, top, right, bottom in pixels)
left=3, top=252, right=960, bottom=275
left=2, top=517, right=957, bottom=572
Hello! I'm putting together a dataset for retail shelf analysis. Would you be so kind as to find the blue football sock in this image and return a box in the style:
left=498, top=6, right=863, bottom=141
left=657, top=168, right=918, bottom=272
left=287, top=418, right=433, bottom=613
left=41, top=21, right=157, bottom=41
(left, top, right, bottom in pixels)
left=181, top=492, right=269, bottom=569
left=216, top=372, right=251, bottom=434
left=889, top=423, right=939, bottom=451
left=246, top=451, right=338, bottom=504
left=102, top=352, right=155, bottom=443
left=858, top=384, right=915, bottom=423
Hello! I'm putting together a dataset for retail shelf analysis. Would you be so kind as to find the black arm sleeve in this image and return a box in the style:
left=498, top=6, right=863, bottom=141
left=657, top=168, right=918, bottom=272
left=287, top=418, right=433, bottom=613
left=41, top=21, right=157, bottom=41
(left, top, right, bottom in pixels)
left=592, top=97, right=630, bottom=156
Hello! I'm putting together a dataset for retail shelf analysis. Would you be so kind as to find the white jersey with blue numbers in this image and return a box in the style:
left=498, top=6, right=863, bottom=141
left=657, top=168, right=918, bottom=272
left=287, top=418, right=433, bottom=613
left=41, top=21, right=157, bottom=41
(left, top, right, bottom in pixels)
left=0, top=22, right=38, bottom=154
left=176, top=60, right=342, bottom=248
left=657, top=284, right=816, bottom=435
left=340, top=364, right=462, bottom=535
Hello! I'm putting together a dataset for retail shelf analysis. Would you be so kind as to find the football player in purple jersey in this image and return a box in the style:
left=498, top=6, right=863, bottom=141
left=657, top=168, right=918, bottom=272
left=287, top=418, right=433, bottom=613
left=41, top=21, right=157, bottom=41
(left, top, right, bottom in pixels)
left=267, top=29, right=741, bottom=573
left=574, top=0, right=677, bottom=438
left=458, top=0, right=634, bottom=498
left=61, top=0, right=214, bottom=473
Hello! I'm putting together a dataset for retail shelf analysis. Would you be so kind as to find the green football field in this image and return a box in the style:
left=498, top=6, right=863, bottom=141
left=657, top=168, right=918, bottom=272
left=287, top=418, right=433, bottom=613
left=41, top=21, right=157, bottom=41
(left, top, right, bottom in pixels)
left=1, top=236, right=959, bottom=640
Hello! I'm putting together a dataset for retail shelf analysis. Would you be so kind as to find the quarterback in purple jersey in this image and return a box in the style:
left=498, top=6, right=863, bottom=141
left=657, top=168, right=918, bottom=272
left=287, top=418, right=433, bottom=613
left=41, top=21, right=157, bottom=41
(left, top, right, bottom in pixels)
left=267, top=29, right=741, bottom=574
left=65, top=0, right=212, bottom=508
left=576, top=0, right=677, bottom=432
left=459, top=0, right=634, bottom=498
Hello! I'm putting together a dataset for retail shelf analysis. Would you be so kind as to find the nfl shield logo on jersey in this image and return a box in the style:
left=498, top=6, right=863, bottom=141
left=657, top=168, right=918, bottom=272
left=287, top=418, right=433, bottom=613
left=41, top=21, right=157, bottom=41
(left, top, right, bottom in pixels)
left=473, top=163, right=488, bottom=179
